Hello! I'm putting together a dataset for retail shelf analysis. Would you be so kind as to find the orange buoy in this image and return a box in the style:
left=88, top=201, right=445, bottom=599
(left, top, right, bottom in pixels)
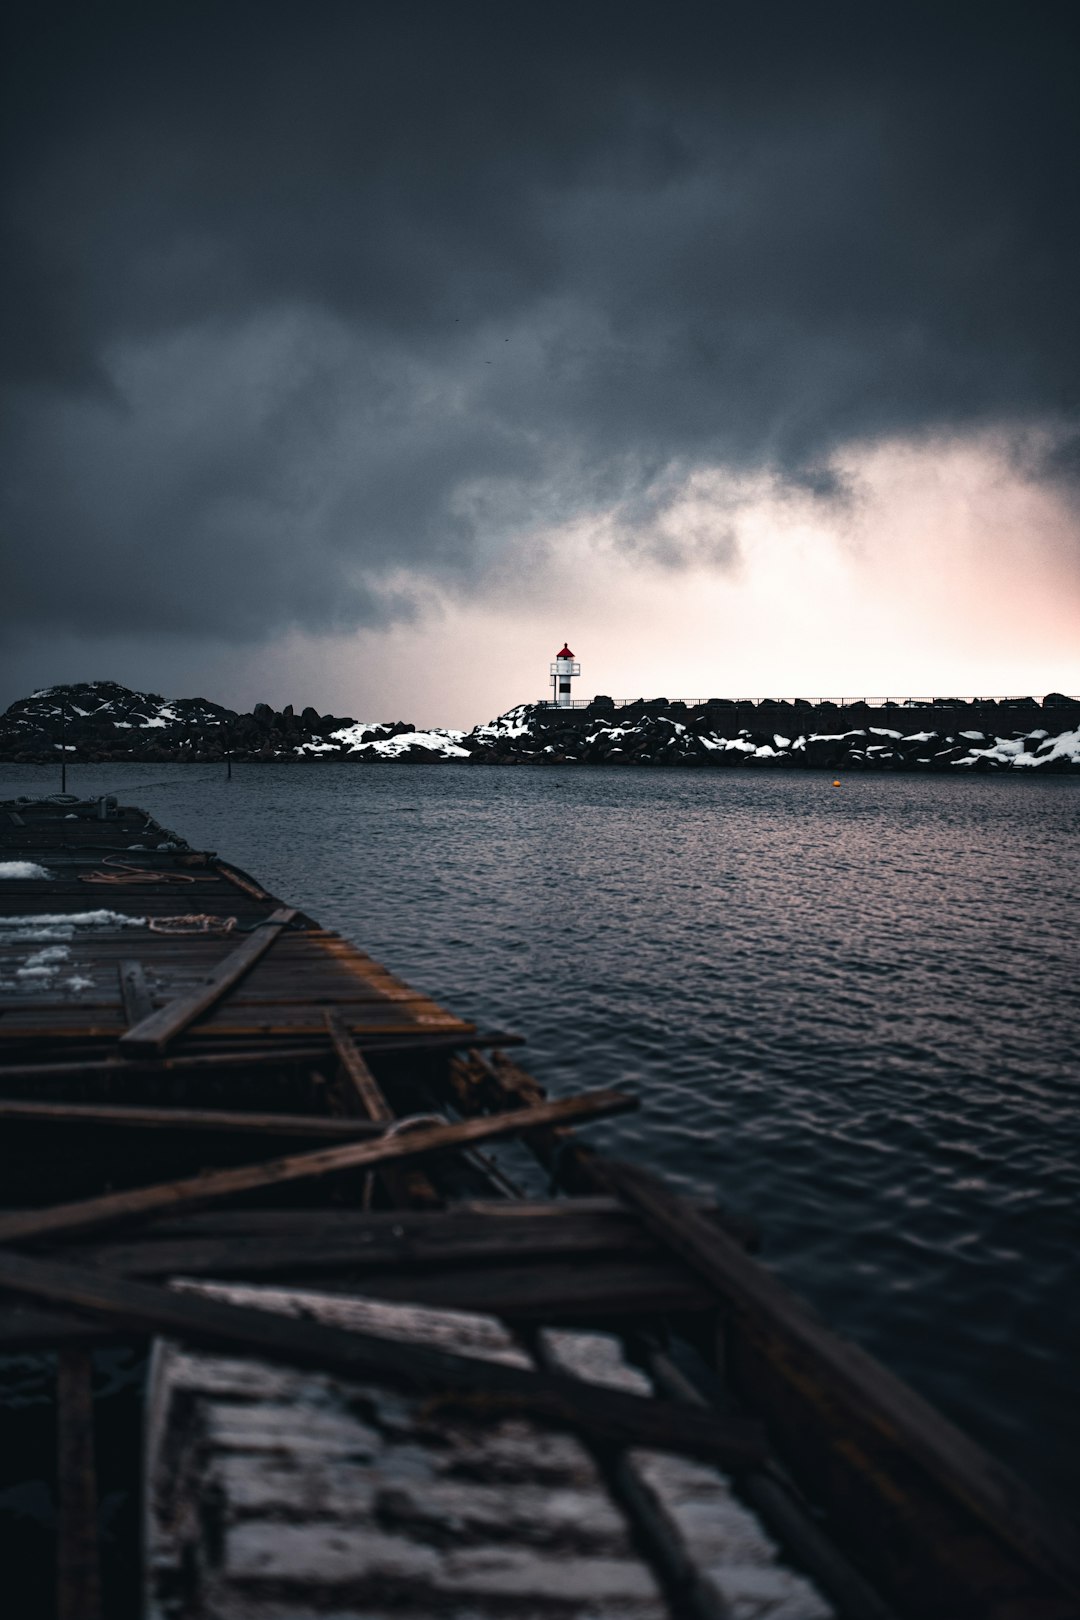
left=832, top=779, right=841, bottom=786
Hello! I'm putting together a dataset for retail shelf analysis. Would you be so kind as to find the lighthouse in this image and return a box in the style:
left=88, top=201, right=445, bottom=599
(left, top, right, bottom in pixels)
left=550, top=642, right=581, bottom=708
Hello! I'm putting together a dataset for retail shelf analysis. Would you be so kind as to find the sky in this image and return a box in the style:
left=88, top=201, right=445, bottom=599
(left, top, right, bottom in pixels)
left=3, top=0, right=1079, bottom=726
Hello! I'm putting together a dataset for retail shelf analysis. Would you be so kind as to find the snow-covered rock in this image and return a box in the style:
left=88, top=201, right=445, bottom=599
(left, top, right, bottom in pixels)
left=343, top=728, right=471, bottom=761
left=461, top=701, right=1080, bottom=774
left=2, top=683, right=1077, bottom=771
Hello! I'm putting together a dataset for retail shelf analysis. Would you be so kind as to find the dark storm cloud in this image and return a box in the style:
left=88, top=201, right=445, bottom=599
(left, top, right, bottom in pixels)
left=3, top=0, right=1078, bottom=646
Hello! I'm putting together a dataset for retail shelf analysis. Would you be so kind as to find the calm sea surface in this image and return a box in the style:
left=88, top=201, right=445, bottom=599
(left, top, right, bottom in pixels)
left=3, top=761, right=1078, bottom=1511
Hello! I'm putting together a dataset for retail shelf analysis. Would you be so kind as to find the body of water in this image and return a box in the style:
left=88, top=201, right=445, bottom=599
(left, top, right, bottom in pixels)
left=3, top=760, right=1078, bottom=1513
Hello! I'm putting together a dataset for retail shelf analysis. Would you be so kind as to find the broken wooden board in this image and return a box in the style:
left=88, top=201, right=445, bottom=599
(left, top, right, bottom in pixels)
left=0, top=1253, right=764, bottom=1469
left=596, top=1158, right=1080, bottom=1620
left=117, top=908, right=299, bottom=1054
left=0, top=1098, right=384, bottom=1138
left=0, top=1090, right=637, bottom=1244
left=144, top=1288, right=826, bottom=1620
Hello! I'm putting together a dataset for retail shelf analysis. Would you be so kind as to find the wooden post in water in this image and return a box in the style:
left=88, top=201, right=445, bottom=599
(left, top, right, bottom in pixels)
left=60, top=702, right=67, bottom=794
left=56, top=1347, right=102, bottom=1620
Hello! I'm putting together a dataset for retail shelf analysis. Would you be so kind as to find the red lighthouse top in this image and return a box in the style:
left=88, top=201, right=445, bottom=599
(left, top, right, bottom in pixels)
left=556, top=643, right=575, bottom=659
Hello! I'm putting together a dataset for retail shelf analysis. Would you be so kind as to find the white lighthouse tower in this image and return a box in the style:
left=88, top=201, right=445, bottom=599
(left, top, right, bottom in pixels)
left=550, top=642, right=581, bottom=708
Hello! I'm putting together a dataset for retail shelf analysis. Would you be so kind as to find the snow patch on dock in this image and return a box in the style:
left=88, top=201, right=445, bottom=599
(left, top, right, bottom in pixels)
left=0, top=861, right=52, bottom=879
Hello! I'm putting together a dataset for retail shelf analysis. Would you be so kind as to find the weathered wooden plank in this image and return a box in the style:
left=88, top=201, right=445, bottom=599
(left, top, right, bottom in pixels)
left=117, top=907, right=299, bottom=1054
left=0, top=1046, right=329, bottom=1082
left=0, top=1090, right=637, bottom=1245
left=596, top=1159, right=1080, bottom=1611
left=0, top=1251, right=764, bottom=1468
left=452, top=1051, right=772, bottom=1246
left=449, top=1047, right=603, bottom=1196
left=637, top=1337, right=893, bottom=1620
left=195, top=1002, right=470, bottom=1033
left=325, top=1011, right=393, bottom=1121
left=139, top=1196, right=627, bottom=1235
left=0, top=1098, right=382, bottom=1137
left=0, top=1250, right=709, bottom=1354
left=213, top=860, right=274, bottom=901
left=324, top=1011, right=439, bottom=1207
left=55, top=1201, right=670, bottom=1275
left=0, top=1029, right=522, bottom=1085
left=0, top=1302, right=105, bottom=1347
left=529, top=1330, right=732, bottom=1620
left=3, top=1001, right=474, bottom=1040
left=88, top=1253, right=711, bottom=1320
left=117, top=960, right=153, bottom=1024
left=56, top=1346, right=102, bottom=1620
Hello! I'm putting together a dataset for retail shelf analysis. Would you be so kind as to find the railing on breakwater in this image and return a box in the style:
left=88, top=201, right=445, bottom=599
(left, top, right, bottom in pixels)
left=537, top=694, right=1079, bottom=711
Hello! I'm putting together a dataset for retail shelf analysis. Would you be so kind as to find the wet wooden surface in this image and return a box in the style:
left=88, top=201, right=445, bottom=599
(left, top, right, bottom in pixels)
left=0, top=799, right=472, bottom=1052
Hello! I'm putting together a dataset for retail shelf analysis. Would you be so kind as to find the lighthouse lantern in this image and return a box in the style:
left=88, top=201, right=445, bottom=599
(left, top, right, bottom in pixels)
left=549, top=642, right=581, bottom=708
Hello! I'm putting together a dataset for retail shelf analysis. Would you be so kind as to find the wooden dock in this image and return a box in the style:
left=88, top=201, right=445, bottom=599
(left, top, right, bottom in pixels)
left=1, top=793, right=1077, bottom=1620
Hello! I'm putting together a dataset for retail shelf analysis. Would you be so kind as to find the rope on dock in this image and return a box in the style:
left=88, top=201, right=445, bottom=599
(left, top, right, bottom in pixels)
left=79, top=857, right=217, bottom=885
left=362, top=1113, right=447, bottom=1209
left=147, top=914, right=238, bottom=935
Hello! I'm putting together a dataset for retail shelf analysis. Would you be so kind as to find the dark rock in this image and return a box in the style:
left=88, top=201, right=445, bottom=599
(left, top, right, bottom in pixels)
left=802, top=738, right=845, bottom=768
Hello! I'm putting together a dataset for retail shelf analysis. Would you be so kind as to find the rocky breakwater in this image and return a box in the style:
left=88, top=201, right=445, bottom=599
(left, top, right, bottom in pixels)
left=0, top=682, right=470, bottom=764
left=465, top=696, right=1080, bottom=774
left=4, top=683, right=1078, bottom=771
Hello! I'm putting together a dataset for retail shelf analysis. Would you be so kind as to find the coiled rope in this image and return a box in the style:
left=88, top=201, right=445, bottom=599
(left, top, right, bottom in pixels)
left=361, top=1113, right=446, bottom=1210
left=79, top=857, right=217, bottom=885
left=147, top=914, right=238, bottom=935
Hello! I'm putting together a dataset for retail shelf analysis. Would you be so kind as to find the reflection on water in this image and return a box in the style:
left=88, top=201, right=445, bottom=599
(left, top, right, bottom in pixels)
left=2, top=760, right=1078, bottom=1508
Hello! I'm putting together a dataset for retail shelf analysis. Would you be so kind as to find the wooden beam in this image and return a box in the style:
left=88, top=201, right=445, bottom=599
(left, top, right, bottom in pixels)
left=117, top=960, right=153, bottom=1024
left=325, top=1012, right=392, bottom=1121
left=325, top=1012, right=439, bottom=1207
left=0, top=1098, right=383, bottom=1138
left=213, top=860, right=274, bottom=901
left=117, top=907, right=299, bottom=1055
left=56, top=1347, right=102, bottom=1620
left=0, top=1046, right=329, bottom=1083
left=54, top=1199, right=674, bottom=1276
left=449, top=1048, right=604, bottom=1197
left=140, top=1196, right=628, bottom=1234
left=595, top=1159, right=1080, bottom=1608
left=0, top=1302, right=104, bottom=1348
left=0, top=1030, right=523, bottom=1086
left=449, top=1053, right=761, bottom=1251
left=0, top=1252, right=764, bottom=1470
left=528, top=1330, right=730, bottom=1620
left=53, top=1247, right=712, bottom=1322
left=0, top=1090, right=637, bottom=1246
